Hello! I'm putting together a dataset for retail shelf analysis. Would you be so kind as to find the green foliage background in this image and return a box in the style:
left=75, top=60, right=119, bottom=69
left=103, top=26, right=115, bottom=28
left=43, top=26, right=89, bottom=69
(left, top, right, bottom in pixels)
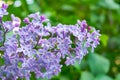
left=1, top=0, right=120, bottom=80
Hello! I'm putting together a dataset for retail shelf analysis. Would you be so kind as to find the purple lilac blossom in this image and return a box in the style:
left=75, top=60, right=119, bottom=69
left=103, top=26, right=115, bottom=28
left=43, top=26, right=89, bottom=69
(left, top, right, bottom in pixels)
left=0, top=31, right=3, bottom=42
left=0, top=3, right=101, bottom=80
left=0, top=3, right=8, bottom=17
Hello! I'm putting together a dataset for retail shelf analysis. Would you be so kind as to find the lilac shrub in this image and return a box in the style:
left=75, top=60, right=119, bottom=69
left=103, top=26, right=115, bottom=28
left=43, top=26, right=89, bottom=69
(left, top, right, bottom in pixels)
left=0, top=4, right=101, bottom=80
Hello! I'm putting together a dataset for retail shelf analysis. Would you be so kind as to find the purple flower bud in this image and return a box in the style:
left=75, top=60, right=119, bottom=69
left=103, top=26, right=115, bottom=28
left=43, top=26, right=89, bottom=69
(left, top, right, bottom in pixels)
left=23, top=17, right=30, bottom=23
left=2, top=3, right=8, bottom=9
left=87, top=26, right=91, bottom=31
left=40, top=15, right=46, bottom=22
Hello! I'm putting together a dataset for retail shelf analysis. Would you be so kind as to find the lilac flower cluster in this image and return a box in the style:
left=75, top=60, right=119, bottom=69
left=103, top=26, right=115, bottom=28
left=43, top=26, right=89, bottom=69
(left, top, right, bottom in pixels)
left=0, top=4, right=101, bottom=80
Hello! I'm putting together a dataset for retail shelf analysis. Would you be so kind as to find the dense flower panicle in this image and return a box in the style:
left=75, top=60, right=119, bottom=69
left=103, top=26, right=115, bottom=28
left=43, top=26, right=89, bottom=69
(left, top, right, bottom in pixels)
left=0, top=4, right=101, bottom=80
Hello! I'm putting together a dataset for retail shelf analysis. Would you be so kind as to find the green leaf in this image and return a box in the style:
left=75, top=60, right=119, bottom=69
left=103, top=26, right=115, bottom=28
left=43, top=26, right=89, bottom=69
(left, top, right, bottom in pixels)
left=80, top=71, right=94, bottom=80
left=18, top=62, right=22, bottom=68
left=0, top=57, right=4, bottom=66
left=30, top=72, right=36, bottom=80
left=95, top=75, right=113, bottom=80
left=99, top=0, right=120, bottom=10
left=0, top=42, right=3, bottom=47
left=87, top=53, right=110, bottom=75
left=115, top=73, right=120, bottom=80
left=100, top=34, right=109, bottom=47
left=61, top=4, right=74, bottom=11
left=59, top=76, right=69, bottom=80
left=28, top=3, right=40, bottom=12
left=74, top=59, right=87, bottom=70
left=74, top=61, right=81, bottom=70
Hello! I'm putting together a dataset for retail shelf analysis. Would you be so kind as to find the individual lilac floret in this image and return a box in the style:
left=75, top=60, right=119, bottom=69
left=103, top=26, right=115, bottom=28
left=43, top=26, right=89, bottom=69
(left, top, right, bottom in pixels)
left=77, top=20, right=87, bottom=32
left=11, top=14, right=21, bottom=27
left=2, top=3, right=8, bottom=9
left=2, top=14, right=20, bottom=32
left=0, top=3, right=101, bottom=80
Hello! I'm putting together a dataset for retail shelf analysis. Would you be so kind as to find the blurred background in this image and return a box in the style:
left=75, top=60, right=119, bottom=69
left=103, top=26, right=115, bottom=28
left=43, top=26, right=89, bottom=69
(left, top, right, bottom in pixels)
left=1, top=0, right=120, bottom=80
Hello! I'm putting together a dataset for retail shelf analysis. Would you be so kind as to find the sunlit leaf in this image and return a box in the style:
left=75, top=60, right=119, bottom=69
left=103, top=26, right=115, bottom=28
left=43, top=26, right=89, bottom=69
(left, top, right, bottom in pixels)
left=115, top=73, right=120, bottom=80
left=99, top=0, right=120, bottom=10
left=61, top=4, right=74, bottom=11
left=87, top=53, right=110, bottom=75
left=80, top=71, right=94, bottom=80
left=100, top=34, right=109, bottom=47
left=95, top=75, right=113, bottom=80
